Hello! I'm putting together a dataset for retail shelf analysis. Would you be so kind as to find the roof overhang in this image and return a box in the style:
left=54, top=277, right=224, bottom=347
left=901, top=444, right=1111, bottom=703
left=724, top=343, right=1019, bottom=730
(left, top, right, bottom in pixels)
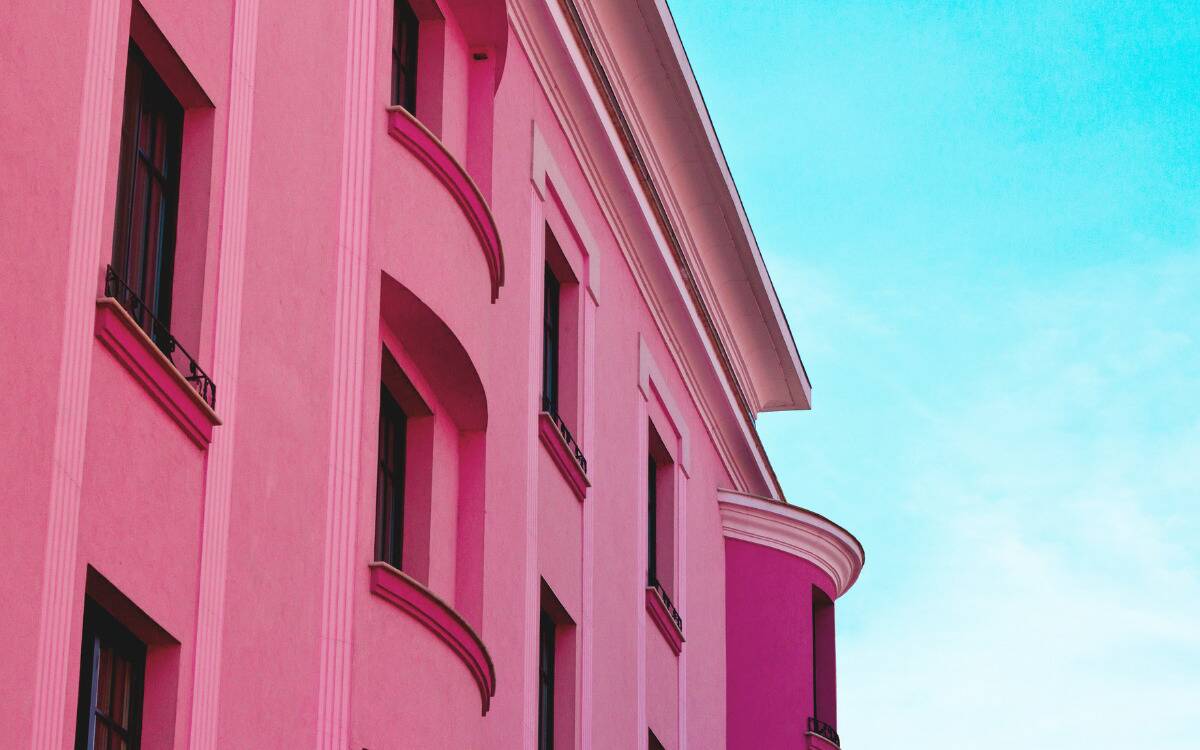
left=585, top=0, right=812, bottom=412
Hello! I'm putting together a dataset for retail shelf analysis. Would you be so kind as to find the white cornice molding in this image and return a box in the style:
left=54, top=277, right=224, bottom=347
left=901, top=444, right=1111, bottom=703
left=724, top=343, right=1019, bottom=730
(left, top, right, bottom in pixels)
left=508, top=0, right=768, bottom=494
left=718, top=490, right=865, bottom=598
left=585, top=0, right=811, bottom=413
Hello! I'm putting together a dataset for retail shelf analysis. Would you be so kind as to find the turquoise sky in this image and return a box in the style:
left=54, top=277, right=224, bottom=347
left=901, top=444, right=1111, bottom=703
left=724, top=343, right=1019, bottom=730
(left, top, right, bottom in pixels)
left=671, top=2, right=1199, bottom=746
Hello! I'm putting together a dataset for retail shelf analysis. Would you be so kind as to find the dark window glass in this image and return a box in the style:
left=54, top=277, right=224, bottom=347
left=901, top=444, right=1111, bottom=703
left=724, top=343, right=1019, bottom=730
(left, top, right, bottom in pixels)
left=647, top=455, right=658, bottom=587
left=541, top=266, right=561, bottom=415
left=376, top=384, right=408, bottom=568
left=391, top=0, right=419, bottom=111
left=111, top=44, right=183, bottom=347
left=537, top=611, right=556, bottom=750
left=75, top=601, right=145, bottom=750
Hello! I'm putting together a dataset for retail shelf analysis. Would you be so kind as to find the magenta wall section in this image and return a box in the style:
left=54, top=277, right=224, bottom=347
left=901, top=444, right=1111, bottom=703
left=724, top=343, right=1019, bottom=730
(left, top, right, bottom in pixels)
left=0, top=1, right=864, bottom=748
left=719, top=491, right=864, bottom=749
left=725, top=539, right=833, bottom=747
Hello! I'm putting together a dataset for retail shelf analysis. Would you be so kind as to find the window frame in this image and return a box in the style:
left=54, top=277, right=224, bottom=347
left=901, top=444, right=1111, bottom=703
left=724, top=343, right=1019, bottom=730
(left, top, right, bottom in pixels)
left=537, top=609, right=556, bottom=750
left=649, top=729, right=666, bottom=750
left=647, top=453, right=659, bottom=588
left=811, top=585, right=837, bottom=728
left=391, top=0, right=420, bottom=112
left=646, top=423, right=676, bottom=599
left=375, top=381, right=409, bottom=569
left=75, top=600, right=147, bottom=750
left=111, top=42, right=184, bottom=343
left=541, top=265, right=562, bottom=416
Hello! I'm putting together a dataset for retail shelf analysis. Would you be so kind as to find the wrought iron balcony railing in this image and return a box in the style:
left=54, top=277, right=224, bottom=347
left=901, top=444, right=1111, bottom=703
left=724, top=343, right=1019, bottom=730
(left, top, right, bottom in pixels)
left=651, top=580, right=683, bottom=632
left=105, top=265, right=216, bottom=409
left=541, top=395, right=587, bottom=473
left=807, top=717, right=840, bottom=746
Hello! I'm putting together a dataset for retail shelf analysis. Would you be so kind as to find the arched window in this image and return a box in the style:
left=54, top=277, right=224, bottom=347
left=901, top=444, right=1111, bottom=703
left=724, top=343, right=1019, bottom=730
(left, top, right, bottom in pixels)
left=373, top=274, right=488, bottom=627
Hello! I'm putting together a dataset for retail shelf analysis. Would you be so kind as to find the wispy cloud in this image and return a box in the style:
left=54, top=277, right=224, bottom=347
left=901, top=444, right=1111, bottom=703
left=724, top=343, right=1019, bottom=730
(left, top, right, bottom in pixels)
left=836, top=253, right=1200, bottom=749
left=671, top=2, right=1200, bottom=743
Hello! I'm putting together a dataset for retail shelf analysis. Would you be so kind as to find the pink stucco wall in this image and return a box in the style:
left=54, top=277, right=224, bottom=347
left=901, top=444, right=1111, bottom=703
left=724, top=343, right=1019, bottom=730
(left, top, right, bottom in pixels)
left=0, top=1, right=862, bottom=748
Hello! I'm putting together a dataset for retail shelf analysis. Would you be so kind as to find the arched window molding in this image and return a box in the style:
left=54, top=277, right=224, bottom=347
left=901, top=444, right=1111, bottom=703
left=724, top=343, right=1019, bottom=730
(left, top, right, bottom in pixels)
left=369, top=274, right=493, bottom=712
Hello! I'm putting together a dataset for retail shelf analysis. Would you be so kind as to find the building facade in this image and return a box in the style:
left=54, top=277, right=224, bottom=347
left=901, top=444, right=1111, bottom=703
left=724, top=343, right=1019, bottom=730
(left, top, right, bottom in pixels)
left=0, top=0, right=863, bottom=748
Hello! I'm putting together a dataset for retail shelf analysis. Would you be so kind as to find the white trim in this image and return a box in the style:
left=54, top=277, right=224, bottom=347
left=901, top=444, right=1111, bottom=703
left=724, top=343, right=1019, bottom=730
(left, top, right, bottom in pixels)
left=508, top=0, right=769, bottom=496
left=531, top=123, right=600, bottom=301
left=637, top=333, right=691, bottom=476
left=717, top=491, right=864, bottom=598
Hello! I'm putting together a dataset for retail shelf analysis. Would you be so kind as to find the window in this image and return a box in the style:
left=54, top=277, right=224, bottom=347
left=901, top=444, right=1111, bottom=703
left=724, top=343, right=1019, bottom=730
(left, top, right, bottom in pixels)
left=75, top=600, right=146, bottom=750
left=537, top=609, right=556, bottom=750
left=391, top=0, right=419, bottom=111
left=812, top=587, right=837, bottom=728
left=111, top=43, right=184, bottom=349
left=647, top=454, right=659, bottom=587
left=376, top=382, right=408, bottom=569
left=538, top=225, right=589, bottom=483
left=647, top=426, right=675, bottom=599
left=374, top=347, right=434, bottom=578
left=541, top=265, right=561, bottom=416
left=534, top=583, right=577, bottom=748
left=646, top=423, right=681, bottom=636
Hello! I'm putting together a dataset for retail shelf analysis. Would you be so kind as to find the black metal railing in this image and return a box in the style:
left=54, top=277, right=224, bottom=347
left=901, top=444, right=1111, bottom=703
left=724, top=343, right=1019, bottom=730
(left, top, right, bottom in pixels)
left=807, top=717, right=840, bottom=746
left=105, top=265, right=216, bottom=409
left=651, top=580, right=683, bottom=632
left=541, top=395, right=587, bottom=473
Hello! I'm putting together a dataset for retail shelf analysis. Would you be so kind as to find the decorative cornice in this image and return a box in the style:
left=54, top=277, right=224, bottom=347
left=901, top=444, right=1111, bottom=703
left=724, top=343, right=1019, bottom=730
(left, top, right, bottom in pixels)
left=94, top=298, right=221, bottom=447
left=369, top=563, right=497, bottom=715
left=718, top=490, right=864, bottom=598
left=553, top=0, right=756, bottom=423
left=592, top=0, right=812, bottom=412
left=508, top=0, right=780, bottom=498
left=387, top=107, right=504, bottom=302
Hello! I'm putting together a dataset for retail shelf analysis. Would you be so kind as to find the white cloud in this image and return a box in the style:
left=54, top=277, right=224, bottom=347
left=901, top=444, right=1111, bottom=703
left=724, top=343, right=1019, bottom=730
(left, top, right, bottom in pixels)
left=828, top=253, right=1200, bottom=749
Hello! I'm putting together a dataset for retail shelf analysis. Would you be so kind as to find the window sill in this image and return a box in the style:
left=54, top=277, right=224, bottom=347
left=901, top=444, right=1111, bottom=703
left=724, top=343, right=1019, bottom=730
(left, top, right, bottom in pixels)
left=368, top=562, right=496, bottom=715
left=538, top=411, right=590, bottom=501
left=386, top=106, right=504, bottom=302
left=645, top=585, right=683, bottom=655
left=94, top=297, right=221, bottom=447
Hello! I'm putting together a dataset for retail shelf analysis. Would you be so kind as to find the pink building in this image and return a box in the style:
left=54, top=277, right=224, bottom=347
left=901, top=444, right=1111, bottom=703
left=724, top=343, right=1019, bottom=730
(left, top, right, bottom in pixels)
left=0, top=0, right=864, bottom=748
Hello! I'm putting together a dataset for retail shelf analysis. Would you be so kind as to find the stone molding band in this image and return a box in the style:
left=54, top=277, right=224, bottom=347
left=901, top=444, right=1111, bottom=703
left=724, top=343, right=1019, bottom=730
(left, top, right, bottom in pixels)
left=368, top=563, right=497, bottom=715
left=717, top=490, right=864, bottom=598
left=387, top=107, right=504, bottom=302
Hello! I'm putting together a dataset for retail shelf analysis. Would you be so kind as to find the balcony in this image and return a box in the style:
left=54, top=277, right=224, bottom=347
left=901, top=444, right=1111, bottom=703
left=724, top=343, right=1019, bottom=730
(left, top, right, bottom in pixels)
left=538, top=395, right=590, bottom=500
left=645, top=580, right=683, bottom=655
left=807, top=717, right=840, bottom=748
left=104, top=265, right=215, bottom=408
left=96, top=265, right=219, bottom=446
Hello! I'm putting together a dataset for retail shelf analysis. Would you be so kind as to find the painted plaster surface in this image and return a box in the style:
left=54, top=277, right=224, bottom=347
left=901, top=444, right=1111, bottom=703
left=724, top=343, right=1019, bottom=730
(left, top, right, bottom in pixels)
left=0, top=1, right=862, bottom=748
left=725, top=539, right=836, bottom=749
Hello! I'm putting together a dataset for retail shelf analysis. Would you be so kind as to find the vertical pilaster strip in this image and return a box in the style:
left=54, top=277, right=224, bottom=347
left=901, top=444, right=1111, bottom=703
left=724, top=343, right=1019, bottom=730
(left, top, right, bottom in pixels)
left=636, top=400, right=649, bottom=750
left=523, top=191, right=548, bottom=748
left=581, top=286, right=598, bottom=749
left=187, top=0, right=261, bottom=746
left=29, top=1, right=122, bottom=746
left=314, top=0, right=377, bottom=745
left=676, top=472, right=688, bottom=749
